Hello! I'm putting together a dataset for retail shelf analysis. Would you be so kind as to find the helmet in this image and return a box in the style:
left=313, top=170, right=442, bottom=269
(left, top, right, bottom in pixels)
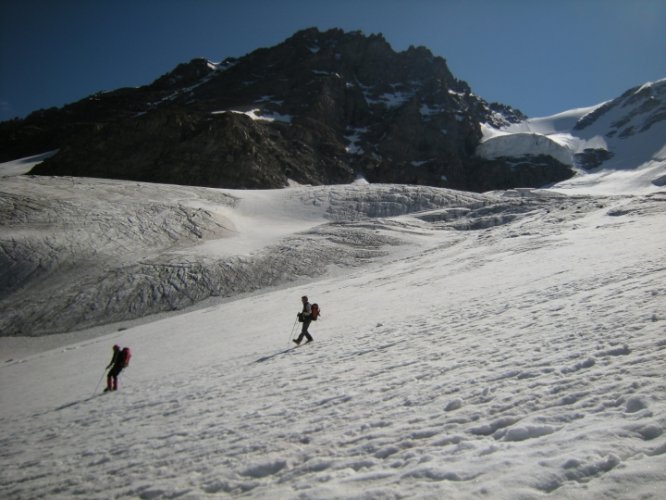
left=113, top=344, right=120, bottom=350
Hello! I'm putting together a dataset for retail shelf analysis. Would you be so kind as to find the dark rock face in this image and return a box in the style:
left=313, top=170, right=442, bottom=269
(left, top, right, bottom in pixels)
left=467, top=156, right=575, bottom=191
left=574, top=148, right=615, bottom=171
left=0, top=27, right=572, bottom=192
left=30, top=107, right=350, bottom=189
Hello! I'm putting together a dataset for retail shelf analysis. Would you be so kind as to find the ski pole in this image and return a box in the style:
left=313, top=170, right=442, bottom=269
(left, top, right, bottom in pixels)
left=287, top=317, right=298, bottom=346
left=93, top=368, right=107, bottom=394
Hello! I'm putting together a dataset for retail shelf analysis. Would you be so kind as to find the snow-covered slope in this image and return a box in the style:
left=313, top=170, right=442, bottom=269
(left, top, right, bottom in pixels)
left=479, top=78, right=666, bottom=194
left=0, top=159, right=491, bottom=337
left=1, top=162, right=665, bottom=497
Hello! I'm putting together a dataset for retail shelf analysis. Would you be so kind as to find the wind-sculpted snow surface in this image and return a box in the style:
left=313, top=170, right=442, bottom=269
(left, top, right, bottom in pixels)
left=0, top=187, right=664, bottom=498
left=0, top=176, right=235, bottom=335
left=0, top=177, right=493, bottom=336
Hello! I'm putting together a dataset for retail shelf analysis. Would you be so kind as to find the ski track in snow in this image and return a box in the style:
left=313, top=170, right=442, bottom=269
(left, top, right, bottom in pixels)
left=0, top=176, right=665, bottom=498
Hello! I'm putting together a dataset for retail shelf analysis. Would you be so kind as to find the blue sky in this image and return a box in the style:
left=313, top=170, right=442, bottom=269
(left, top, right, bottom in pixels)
left=1, top=0, right=664, bottom=122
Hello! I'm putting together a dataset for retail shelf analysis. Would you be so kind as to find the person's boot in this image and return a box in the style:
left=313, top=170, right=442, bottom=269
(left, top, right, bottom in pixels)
left=293, top=339, right=301, bottom=345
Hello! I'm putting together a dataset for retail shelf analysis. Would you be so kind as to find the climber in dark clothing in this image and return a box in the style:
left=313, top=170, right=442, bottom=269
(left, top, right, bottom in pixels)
left=105, top=345, right=125, bottom=392
left=294, top=295, right=314, bottom=345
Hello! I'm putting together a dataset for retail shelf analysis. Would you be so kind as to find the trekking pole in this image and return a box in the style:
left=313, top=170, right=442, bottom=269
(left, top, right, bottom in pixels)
left=93, top=368, right=107, bottom=395
left=287, top=317, right=298, bottom=346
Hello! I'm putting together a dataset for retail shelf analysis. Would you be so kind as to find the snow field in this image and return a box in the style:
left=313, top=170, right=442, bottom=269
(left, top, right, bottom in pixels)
left=1, top=185, right=664, bottom=498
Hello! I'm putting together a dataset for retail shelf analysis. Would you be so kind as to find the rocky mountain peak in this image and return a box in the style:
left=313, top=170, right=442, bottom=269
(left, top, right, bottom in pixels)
left=2, top=27, right=570, bottom=192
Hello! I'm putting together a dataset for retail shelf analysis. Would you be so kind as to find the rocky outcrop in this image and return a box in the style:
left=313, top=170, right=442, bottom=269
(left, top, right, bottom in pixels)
left=467, top=155, right=575, bottom=192
left=574, top=148, right=614, bottom=170
left=30, top=107, right=352, bottom=188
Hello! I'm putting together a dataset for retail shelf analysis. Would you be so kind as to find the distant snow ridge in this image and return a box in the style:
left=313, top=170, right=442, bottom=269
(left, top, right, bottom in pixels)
left=478, top=78, right=666, bottom=193
left=574, top=78, right=666, bottom=137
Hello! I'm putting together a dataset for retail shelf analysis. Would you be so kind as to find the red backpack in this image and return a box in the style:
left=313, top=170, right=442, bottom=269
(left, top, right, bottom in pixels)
left=310, top=303, right=320, bottom=321
left=121, top=347, right=131, bottom=367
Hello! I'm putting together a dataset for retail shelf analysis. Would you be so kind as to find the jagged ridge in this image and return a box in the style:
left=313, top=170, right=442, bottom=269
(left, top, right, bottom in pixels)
left=0, top=28, right=574, bottom=192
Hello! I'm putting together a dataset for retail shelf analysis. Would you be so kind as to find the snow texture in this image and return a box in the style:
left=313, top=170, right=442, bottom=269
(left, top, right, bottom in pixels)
left=0, top=153, right=665, bottom=499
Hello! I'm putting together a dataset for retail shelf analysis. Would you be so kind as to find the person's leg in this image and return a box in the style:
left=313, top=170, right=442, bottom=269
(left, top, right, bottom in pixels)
left=295, top=319, right=310, bottom=344
left=114, top=367, right=124, bottom=390
left=303, top=320, right=313, bottom=342
left=107, top=366, right=120, bottom=390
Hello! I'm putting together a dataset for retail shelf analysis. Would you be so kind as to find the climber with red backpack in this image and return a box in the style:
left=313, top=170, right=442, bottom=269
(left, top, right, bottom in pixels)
left=293, top=295, right=320, bottom=345
left=104, top=344, right=131, bottom=392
